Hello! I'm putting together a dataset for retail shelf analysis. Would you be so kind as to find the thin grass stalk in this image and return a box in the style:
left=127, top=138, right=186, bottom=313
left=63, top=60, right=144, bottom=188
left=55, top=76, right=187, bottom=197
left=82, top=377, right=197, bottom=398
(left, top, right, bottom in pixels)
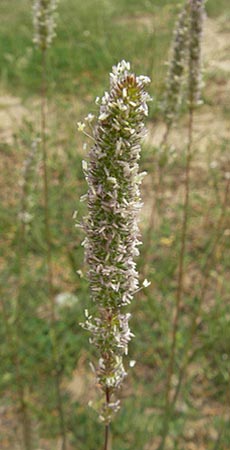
left=104, top=425, right=110, bottom=450
left=166, top=106, right=193, bottom=396
left=104, top=387, right=110, bottom=450
left=33, top=0, right=66, bottom=442
left=142, top=1, right=189, bottom=273
left=1, top=299, right=32, bottom=450
left=15, top=364, right=32, bottom=450
left=157, top=2, right=204, bottom=446
left=157, top=107, right=193, bottom=450
left=166, top=179, right=230, bottom=447
left=212, top=376, right=230, bottom=450
left=41, top=47, right=54, bottom=315
left=33, top=1, right=66, bottom=445
left=40, top=46, right=67, bottom=450
left=14, top=142, right=40, bottom=450
left=141, top=130, right=170, bottom=278
left=1, top=143, right=38, bottom=450
left=143, top=118, right=209, bottom=274
left=141, top=189, right=160, bottom=277
left=169, top=177, right=230, bottom=408
left=15, top=145, right=39, bottom=450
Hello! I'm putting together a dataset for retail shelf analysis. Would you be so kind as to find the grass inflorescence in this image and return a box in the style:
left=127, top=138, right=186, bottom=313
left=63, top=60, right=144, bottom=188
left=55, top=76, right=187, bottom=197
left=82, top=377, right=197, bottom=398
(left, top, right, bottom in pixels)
left=0, top=0, right=230, bottom=449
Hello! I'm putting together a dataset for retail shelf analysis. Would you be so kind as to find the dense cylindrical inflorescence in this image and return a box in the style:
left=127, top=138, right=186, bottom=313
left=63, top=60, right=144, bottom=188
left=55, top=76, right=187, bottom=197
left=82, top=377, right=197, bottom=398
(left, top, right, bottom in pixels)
left=162, top=2, right=189, bottom=126
left=80, top=60, right=150, bottom=423
left=33, top=0, right=58, bottom=50
left=188, top=0, right=205, bottom=107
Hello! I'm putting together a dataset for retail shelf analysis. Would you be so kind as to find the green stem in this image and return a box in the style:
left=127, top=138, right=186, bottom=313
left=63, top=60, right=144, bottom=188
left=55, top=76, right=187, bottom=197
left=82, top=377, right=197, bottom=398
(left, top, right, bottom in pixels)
left=158, top=108, right=193, bottom=450
left=170, top=177, right=230, bottom=409
left=41, top=47, right=67, bottom=450
left=142, top=123, right=171, bottom=277
left=1, top=294, right=32, bottom=450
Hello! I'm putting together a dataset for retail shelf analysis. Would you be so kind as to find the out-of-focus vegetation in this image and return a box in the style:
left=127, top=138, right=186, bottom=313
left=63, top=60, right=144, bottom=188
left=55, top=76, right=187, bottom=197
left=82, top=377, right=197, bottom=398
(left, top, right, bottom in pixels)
left=0, top=0, right=229, bottom=449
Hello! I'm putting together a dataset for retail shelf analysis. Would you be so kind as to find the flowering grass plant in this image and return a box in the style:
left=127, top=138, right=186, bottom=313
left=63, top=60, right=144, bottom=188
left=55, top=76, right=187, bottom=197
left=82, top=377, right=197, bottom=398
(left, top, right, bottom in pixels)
left=188, top=0, right=205, bottom=108
left=163, top=2, right=189, bottom=127
left=2, top=1, right=230, bottom=449
left=79, top=61, right=150, bottom=435
left=163, top=0, right=205, bottom=129
left=157, top=2, right=205, bottom=449
left=33, top=0, right=58, bottom=50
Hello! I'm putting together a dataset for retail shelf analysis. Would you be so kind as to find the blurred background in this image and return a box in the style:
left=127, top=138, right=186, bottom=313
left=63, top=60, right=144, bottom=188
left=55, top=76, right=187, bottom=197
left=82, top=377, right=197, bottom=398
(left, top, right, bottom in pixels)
left=0, top=0, right=230, bottom=449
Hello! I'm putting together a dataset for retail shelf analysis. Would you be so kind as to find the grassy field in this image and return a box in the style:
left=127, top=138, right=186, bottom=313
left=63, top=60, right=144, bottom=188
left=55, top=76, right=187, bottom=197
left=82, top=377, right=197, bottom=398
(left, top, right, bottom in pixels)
left=0, top=0, right=230, bottom=449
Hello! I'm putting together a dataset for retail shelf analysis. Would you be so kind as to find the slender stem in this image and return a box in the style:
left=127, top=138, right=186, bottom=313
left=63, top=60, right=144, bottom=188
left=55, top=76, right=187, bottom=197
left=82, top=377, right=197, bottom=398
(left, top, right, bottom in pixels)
left=16, top=367, right=32, bottom=450
left=166, top=108, right=193, bottom=403
left=161, top=124, right=171, bottom=148
left=41, top=49, right=54, bottom=316
left=170, top=177, right=230, bottom=409
left=1, top=293, right=32, bottom=450
left=10, top=175, right=34, bottom=450
left=17, top=228, right=33, bottom=450
left=104, top=425, right=110, bottom=450
left=158, top=164, right=229, bottom=450
left=142, top=123, right=171, bottom=277
left=104, top=388, right=110, bottom=450
left=158, top=108, right=193, bottom=450
left=212, top=377, right=230, bottom=450
left=55, top=368, right=67, bottom=450
left=41, top=48, right=67, bottom=450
